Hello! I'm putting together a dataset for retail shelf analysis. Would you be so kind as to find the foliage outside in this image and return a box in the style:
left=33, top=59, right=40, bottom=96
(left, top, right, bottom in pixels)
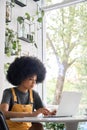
left=44, top=122, right=65, bottom=130
left=45, top=1, right=87, bottom=130
left=45, top=1, right=87, bottom=114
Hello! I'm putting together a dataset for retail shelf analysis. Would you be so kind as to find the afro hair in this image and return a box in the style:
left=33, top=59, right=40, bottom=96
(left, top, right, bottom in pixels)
left=6, top=56, right=46, bottom=86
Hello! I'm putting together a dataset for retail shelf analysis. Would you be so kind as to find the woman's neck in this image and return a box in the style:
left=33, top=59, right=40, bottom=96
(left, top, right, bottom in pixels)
left=17, top=86, right=29, bottom=93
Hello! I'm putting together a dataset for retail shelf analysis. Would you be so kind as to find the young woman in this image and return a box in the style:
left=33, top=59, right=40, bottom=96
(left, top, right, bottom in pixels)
left=0, top=56, right=56, bottom=130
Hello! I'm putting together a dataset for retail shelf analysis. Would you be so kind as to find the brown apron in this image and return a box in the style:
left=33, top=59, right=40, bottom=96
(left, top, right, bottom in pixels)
left=6, top=88, right=33, bottom=130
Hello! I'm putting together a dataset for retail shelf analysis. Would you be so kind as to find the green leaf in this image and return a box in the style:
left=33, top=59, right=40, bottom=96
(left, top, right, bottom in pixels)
left=17, top=16, right=24, bottom=24
left=37, top=17, right=43, bottom=23
left=41, top=10, right=44, bottom=17
left=25, top=12, right=30, bottom=20
left=36, top=10, right=39, bottom=15
left=12, top=42, right=16, bottom=50
left=31, top=16, right=34, bottom=22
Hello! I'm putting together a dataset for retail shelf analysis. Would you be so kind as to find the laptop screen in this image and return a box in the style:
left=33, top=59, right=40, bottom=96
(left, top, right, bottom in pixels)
left=56, top=91, right=82, bottom=117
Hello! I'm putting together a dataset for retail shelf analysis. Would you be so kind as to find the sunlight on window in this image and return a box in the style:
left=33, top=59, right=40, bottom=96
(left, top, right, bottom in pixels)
left=45, top=1, right=87, bottom=116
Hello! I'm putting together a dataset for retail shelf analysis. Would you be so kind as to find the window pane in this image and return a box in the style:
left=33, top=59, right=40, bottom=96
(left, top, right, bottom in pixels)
left=45, top=2, right=87, bottom=116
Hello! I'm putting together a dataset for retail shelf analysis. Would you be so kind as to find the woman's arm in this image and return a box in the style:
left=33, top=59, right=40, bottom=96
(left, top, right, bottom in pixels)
left=0, top=103, right=51, bottom=119
left=0, top=103, right=33, bottom=118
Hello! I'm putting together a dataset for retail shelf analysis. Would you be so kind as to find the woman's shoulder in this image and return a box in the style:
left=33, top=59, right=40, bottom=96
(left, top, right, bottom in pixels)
left=3, top=87, right=15, bottom=94
left=2, top=88, right=13, bottom=99
left=4, top=87, right=11, bottom=92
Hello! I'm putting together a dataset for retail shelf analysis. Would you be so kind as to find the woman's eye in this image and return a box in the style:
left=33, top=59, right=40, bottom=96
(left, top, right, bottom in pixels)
left=28, top=78, right=36, bottom=82
left=29, top=78, right=32, bottom=80
left=28, top=78, right=33, bottom=81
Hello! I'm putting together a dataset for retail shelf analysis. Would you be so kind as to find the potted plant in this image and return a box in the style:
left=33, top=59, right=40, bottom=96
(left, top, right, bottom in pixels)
left=17, top=9, right=44, bottom=48
left=17, top=12, right=36, bottom=46
left=5, top=28, right=21, bottom=57
left=17, top=13, right=31, bottom=39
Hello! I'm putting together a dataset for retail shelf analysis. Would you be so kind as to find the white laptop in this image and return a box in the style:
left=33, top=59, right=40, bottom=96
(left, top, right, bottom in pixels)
left=45, top=91, right=82, bottom=117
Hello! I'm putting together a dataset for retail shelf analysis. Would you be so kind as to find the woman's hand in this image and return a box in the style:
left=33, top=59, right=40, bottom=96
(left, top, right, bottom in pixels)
left=32, top=108, right=51, bottom=116
left=50, top=109, right=57, bottom=115
left=32, top=108, right=57, bottom=117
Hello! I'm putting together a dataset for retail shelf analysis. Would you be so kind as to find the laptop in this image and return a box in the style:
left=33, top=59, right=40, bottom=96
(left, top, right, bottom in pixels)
left=44, top=91, right=82, bottom=118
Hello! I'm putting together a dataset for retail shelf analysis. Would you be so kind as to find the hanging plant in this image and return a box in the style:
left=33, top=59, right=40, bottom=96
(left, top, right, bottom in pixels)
left=5, top=28, right=21, bottom=57
left=17, top=13, right=36, bottom=47
left=36, top=9, right=44, bottom=23
left=17, top=9, right=44, bottom=48
left=4, top=63, right=10, bottom=75
left=17, top=16, right=24, bottom=24
left=35, top=5, right=44, bottom=30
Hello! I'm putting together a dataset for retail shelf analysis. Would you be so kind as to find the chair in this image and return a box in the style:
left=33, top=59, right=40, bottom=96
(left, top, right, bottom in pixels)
left=29, top=123, right=44, bottom=130
left=0, top=111, right=9, bottom=130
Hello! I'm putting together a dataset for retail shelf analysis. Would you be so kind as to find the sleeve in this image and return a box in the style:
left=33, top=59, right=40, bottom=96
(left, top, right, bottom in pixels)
left=1, top=88, right=12, bottom=104
left=33, top=90, right=44, bottom=110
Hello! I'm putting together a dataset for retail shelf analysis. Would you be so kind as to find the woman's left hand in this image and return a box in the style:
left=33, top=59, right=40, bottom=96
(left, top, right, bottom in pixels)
left=50, top=109, right=57, bottom=115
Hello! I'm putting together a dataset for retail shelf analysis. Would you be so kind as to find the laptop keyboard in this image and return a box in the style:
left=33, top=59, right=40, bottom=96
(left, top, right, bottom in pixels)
left=43, top=115, right=71, bottom=118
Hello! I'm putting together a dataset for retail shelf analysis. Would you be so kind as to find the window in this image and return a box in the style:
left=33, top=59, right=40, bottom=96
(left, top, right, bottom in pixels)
left=42, top=0, right=87, bottom=115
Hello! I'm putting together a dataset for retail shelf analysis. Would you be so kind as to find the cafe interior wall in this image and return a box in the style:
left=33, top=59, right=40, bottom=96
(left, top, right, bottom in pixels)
left=0, top=0, right=43, bottom=102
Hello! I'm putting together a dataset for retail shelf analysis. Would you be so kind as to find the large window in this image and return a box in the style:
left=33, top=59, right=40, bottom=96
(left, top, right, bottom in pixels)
left=42, top=0, right=87, bottom=115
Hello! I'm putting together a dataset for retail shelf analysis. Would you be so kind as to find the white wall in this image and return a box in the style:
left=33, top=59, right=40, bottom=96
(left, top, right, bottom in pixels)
left=0, top=0, right=43, bottom=102
left=0, top=0, right=6, bottom=102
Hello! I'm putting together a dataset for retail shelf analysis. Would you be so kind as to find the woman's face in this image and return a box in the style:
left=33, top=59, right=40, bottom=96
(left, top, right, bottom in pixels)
left=21, top=75, right=37, bottom=90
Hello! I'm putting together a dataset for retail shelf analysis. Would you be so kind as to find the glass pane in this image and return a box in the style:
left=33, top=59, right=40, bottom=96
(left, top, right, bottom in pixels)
left=6, top=1, right=12, bottom=22
left=45, top=1, right=87, bottom=116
